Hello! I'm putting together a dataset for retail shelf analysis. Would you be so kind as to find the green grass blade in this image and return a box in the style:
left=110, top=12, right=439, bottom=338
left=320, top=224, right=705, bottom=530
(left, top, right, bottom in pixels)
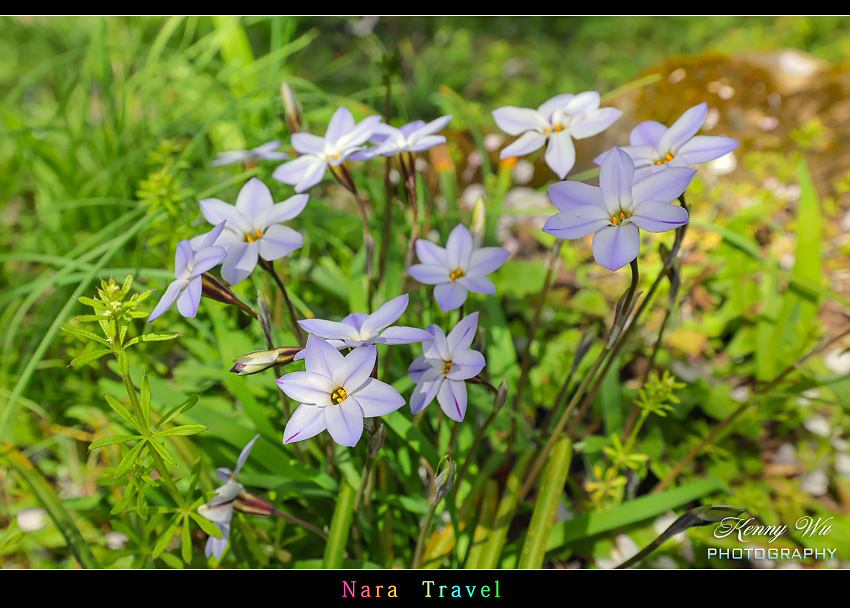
left=322, top=479, right=356, bottom=569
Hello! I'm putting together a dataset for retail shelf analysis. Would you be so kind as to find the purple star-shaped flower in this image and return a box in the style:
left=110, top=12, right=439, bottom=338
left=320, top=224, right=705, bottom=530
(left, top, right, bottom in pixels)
left=272, top=106, right=382, bottom=193
left=407, top=313, right=486, bottom=422
left=193, top=177, right=307, bottom=285
left=148, top=221, right=227, bottom=322
left=294, top=294, right=433, bottom=360
left=197, top=433, right=260, bottom=560
left=407, top=224, right=509, bottom=312
left=211, top=140, right=289, bottom=167
left=594, top=102, right=739, bottom=181
left=543, top=147, right=695, bottom=271
left=492, top=91, right=622, bottom=179
left=363, top=114, right=452, bottom=159
left=278, top=336, right=405, bottom=447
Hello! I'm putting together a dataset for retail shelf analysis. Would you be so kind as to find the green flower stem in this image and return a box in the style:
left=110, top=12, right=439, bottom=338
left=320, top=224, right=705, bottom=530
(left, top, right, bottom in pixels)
left=454, top=380, right=500, bottom=494
left=147, top=443, right=184, bottom=506
left=512, top=238, right=563, bottom=447
left=271, top=508, right=328, bottom=540
left=259, top=258, right=305, bottom=346
left=651, top=322, right=850, bottom=494
left=412, top=500, right=437, bottom=569
left=402, top=162, right=420, bottom=272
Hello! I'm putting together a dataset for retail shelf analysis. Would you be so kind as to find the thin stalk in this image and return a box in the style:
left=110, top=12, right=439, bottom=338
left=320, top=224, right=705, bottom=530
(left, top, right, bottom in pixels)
left=454, top=381, right=500, bottom=493
left=651, top=323, right=850, bottom=494
left=259, top=258, right=304, bottom=345
left=412, top=501, right=437, bottom=569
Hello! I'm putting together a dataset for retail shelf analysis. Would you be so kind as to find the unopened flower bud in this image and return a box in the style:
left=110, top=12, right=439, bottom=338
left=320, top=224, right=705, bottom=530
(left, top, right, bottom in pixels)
left=281, top=81, right=301, bottom=134
left=369, top=423, right=386, bottom=458
left=432, top=455, right=456, bottom=505
left=494, top=379, right=508, bottom=413
left=230, top=347, right=301, bottom=375
left=233, top=490, right=275, bottom=517
left=202, top=273, right=258, bottom=319
left=328, top=163, right=357, bottom=194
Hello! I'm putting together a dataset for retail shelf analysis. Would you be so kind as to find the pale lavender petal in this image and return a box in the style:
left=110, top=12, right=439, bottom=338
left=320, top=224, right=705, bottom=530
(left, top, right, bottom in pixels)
left=254, top=140, right=288, bottom=160
left=334, top=345, right=377, bottom=392
left=409, top=114, right=451, bottom=140
left=350, top=380, right=405, bottom=417
left=499, top=131, right=547, bottom=159
left=632, top=167, right=696, bottom=207
left=594, top=145, right=655, bottom=169
left=415, top=239, right=448, bottom=266
left=437, top=378, right=468, bottom=422
left=446, top=349, right=486, bottom=381
left=599, top=147, right=635, bottom=213
left=399, top=121, right=425, bottom=138
left=569, top=107, right=622, bottom=140
left=491, top=106, right=548, bottom=135
left=659, top=102, right=707, bottom=154
left=220, top=241, right=259, bottom=285
left=299, top=319, right=360, bottom=341
left=407, top=135, right=446, bottom=153
left=199, top=198, right=252, bottom=235
left=235, top=178, right=274, bottom=221
left=434, top=281, right=468, bottom=312
left=189, top=246, right=227, bottom=277
left=629, top=200, right=689, bottom=233
left=176, top=275, right=202, bottom=318
left=294, top=157, right=329, bottom=193
left=276, top=371, right=335, bottom=406
left=376, top=326, right=435, bottom=345
left=197, top=220, right=227, bottom=251
left=205, top=522, right=230, bottom=559
left=283, top=403, right=327, bottom=443
left=341, top=313, right=369, bottom=332
left=233, top=434, right=261, bottom=477
left=174, top=241, right=192, bottom=276
left=548, top=180, right=605, bottom=213
left=324, top=107, right=355, bottom=143
left=591, top=224, right=641, bottom=271
left=303, top=334, right=345, bottom=378
left=212, top=151, right=248, bottom=167
left=290, top=132, right=328, bottom=155
left=409, top=360, right=440, bottom=385
left=336, top=115, right=382, bottom=150
left=564, top=90, right=600, bottom=114
left=272, top=155, right=316, bottom=185
left=215, top=467, right=232, bottom=483
left=148, top=280, right=186, bottom=322
left=536, top=94, right=575, bottom=120
left=360, top=294, right=408, bottom=338
left=407, top=263, right=450, bottom=285
left=445, top=224, right=474, bottom=270
left=467, top=247, right=509, bottom=276
left=542, top=205, right=610, bottom=240
left=410, top=376, right=443, bottom=414
left=426, top=324, right=451, bottom=361
left=257, top=224, right=302, bottom=261
left=629, top=120, right=667, bottom=147
left=544, top=130, right=576, bottom=179
left=447, top=312, right=479, bottom=353
left=675, top=135, right=739, bottom=164
left=324, top=399, right=364, bottom=447
left=256, top=194, right=309, bottom=227
left=458, top=274, right=495, bottom=295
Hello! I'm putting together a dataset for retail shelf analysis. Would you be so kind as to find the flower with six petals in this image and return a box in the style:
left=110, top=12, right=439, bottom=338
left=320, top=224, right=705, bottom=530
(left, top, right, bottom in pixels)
left=492, top=91, right=622, bottom=179
left=407, top=313, right=486, bottom=422
left=211, top=140, right=289, bottom=167
left=407, top=224, right=509, bottom=312
left=364, top=114, right=452, bottom=159
left=278, top=335, right=405, bottom=447
left=193, top=178, right=307, bottom=285
left=543, top=147, right=695, bottom=271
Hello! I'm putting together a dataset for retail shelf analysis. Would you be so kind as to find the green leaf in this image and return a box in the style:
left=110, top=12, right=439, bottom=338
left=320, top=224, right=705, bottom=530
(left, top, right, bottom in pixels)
left=151, top=513, right=182, bottom=559
left=322, top=480, right=356, bottom=569
left=59, top=326, right=110, bottom=346
left=155, top=395, right=200, bottom=430
left=69, top=348, right=113, bottom=368
left=147, top=438, right=177, bottom=466
left=114, top=440, right=147, bottom=479
left=189, top=512, right=223, bottom=539
left=181, top=516, right=192, bottom=563
left=124, top=331, right=180, bottom=347
left=103, top=394, right=142, bottom=431
left=153, top=424, right=207, bottom=437
left=89, top=435, right=143, bottom=450
left=140, top=373, right=151, bottom=430
left=519, top=438, right=572, bottom=569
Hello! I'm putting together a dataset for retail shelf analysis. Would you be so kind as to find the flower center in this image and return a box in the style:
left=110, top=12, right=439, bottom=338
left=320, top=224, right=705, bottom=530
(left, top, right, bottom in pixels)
left=654, top=152, right=675, bottom=166
left=543, top=124, right=565, bottom=134
left=330, top=387, right=348, bottom=405
left=443, top=360, right=452, bottom=375
left=326, top=152, right=341, bottom=161
left=449, top=268, right=465, bottom=281
left=245, top=229, right=264, bottom=243
left=609, top=211, right=632, bottom=226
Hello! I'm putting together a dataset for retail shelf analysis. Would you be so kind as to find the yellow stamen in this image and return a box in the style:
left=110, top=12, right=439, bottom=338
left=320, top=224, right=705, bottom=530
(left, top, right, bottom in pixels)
left=449, top=268, right=465, bottom=281
left=610, top=211, right=631, bottom=226
left=326, top=153, right=341, bottom=161
left=443, top=360, right=452, bottom=375
left=554, top=124, right=564, bottom=132
left=330, top=387, right=348, bottom=405
left=654, top=152, right=675, bottom=166
left=245, top=229, right=264, bottom=243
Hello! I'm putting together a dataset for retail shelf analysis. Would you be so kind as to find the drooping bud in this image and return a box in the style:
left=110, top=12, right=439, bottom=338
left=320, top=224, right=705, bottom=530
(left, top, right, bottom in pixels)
left=328, top=163, right=357, bottom=194
left=494, top=378, right=508, bottom=413
left=233, top=490, right=275, bottom=517
left=201, top=273, right=258, bottom=319
left=369, top=423, right=386, bottom=458
left=432, top=455, right=456, bottom=505
left=281, top=81, right=301, bottom=134
left=230, top=347, right=301, bottom=375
